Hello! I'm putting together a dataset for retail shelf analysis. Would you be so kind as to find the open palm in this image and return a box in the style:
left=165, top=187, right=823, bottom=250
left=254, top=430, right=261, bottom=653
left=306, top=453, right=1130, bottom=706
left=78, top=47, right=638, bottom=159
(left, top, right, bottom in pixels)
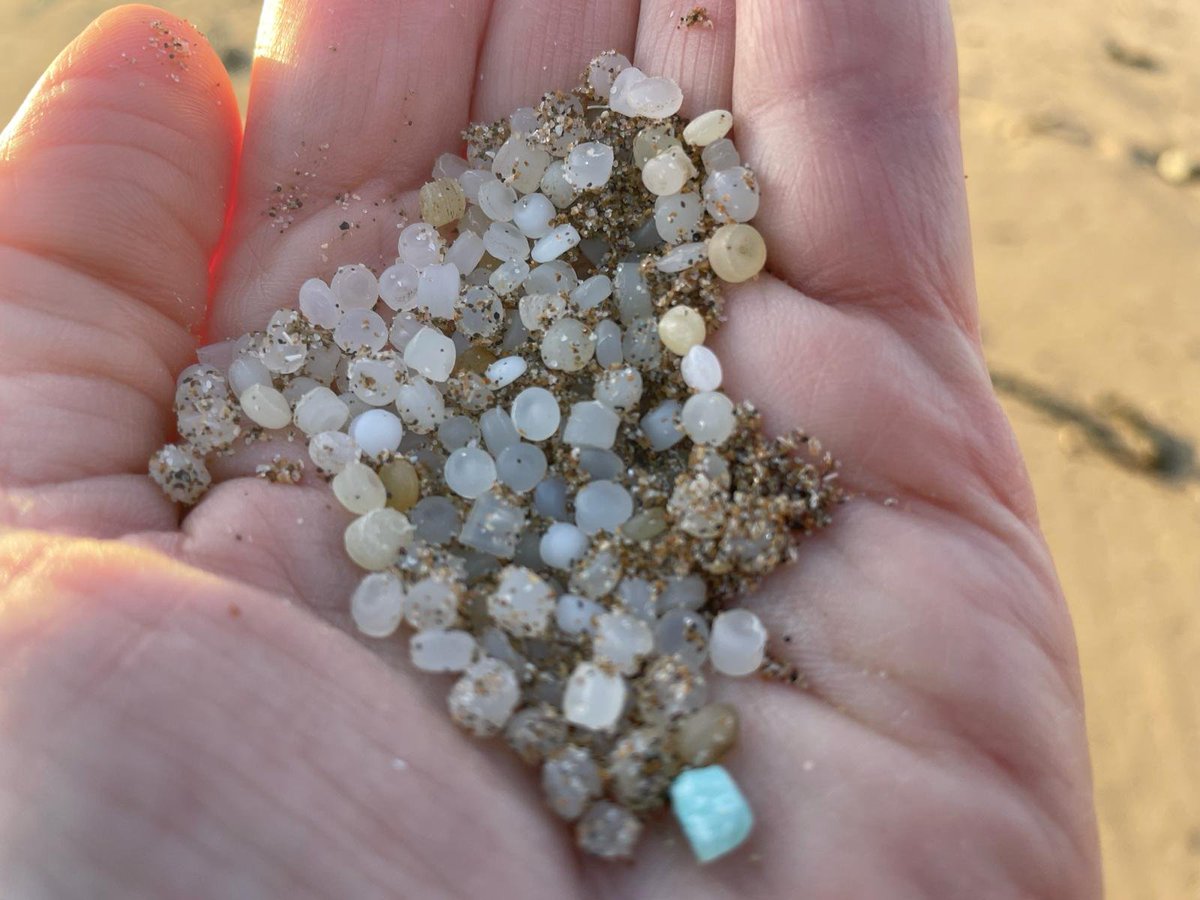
left=0, top=1, right=1101, bottom=897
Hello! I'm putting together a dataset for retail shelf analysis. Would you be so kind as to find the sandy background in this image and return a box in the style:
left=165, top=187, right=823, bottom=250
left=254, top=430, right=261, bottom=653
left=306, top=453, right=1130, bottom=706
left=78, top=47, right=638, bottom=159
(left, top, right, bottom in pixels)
left=3, top=1, right=1198, bottom=897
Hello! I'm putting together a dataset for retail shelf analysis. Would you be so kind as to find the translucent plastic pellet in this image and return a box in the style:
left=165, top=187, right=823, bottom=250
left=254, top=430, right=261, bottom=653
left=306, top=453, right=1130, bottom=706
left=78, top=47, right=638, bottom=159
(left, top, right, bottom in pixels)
left=563, top=662, right=627, bottom=731
left=657, top=305, right=706, bottom=355
left=298, top=277, right=341, bottom=327
left=509, top=106, right=539, bottom=135
left=621, top=317, right=662, bottom=369
left=293, top=386, right=348, bottom=434
left=479, top=178, right=518, bottom=221
left=333, top=460, right=387, bottom=514
left=445, top=231, right=486, bottom=275
left=707, top=223, right=767, bottom=283
left=512, top=193, right=556, bottom=238
left=575, top=480, right=634, bottom=535
left=334, top=309, right=389, bottom=353
left=534, top=476, right=570, bottom=521
left=378, top=262, right=420, bottom=311
left=680, top=345, right=723, bottom=392
left=594, top=366, right=643, bottom=410
left=540, top=160, right=578, bottom=209
left=458, top=168, right=495, bottom=203
left=565, top=142, right=615, bottom=190
left=489, top=258, right=530, bottom=294
left=555, top=593, right=604, bottom=634
left=411, top=495, right=461, bottom=545
left=578, top=449, right=623, bottom=481
left=511, top=387, right=561, bottom=441
left=489, top=566, right=555, bottom=637
left=608, top=65, right=646, bottom=116
left=655, top=242, right=707, bottom=274
left=633, top=124, right=681, bottom=168
left=625, top=76, right=684, bottom=119
left=519, top=292, right=568, bottom=332
left=642, top=146, right=694, bottom=196
left=228, top=354, right=273, bottom=396
left=702, top=166, right=761, bottom=223
left=403, top=327, right=456, bottom=382
left=415, top=262, right=460, bottom=319
left=458, top=490, right=526, bottom=558
left=537, top=522, right=587, bottom=571
left=348, top=357, right=403, bottom=406
left=570, top=275, right=612, bottom=312
left=485, top=356, right=527, bottom=389
left=389, top=311, right=423, bottom=351
left=640, top=400, right=684, bottom=451
left=594, top=319, right=623, bottom=367
left=149, top=443, right=210, bottom=504
left=239, top=383, right=292, bottom=429
left=681, top=391, right=736, bottom=445
left=444, top=446, right=497, bottom=499
left=343, top=508, right=414, bottom=571
left=449, top=658, right=520, bottom=736
left=563, top=401, right=620, bottom=449
left=410, top=629, right=478, bottom=672
left=525, top=259, right=578, bottom=295
left=613, top=261, right=652, bottom=323
left=331, top=264, right=379, bottom=310
left=702, top=138, right=741, bottom=173
left=437, top=415, right=479, bottom=452
left=398, top=222, right=443, bottom=267
left=492, top=135, right=552, bottom=194
left=655, top=574, right=705, bottom=615
left=350, top=412, right=405, bottom=460
left=543, top=745, right=603, bottom=821
left=432, top=153, right=469, bottom=180
left=395, top=377, right=446, bottom=433
left=496, top=442, right=548, bottom=493
left=653, top=191, right=704, bottom=244
left=480, top=407, right=522, bottom=455
left=683, top=109, right=734, bottom=146
left=655, top=608, right=711, bottom=668
left=405, top=576, right=461, bottom=631
left=531, top=224, right=581, bottom=263
left=587, top=50, right=630, bottom=100
left=308, top=430, right=359, bottom=473
left=709, top=609, right=768, bottom=676
left=458, top=286, right=504, bottom=338
left=483, top=222, right=531, bottom=261
left=350, top=572, right=406, bottom=638
left=592, top=612, right=654, bottom=675
left=541, top=318, right=595, bottom=372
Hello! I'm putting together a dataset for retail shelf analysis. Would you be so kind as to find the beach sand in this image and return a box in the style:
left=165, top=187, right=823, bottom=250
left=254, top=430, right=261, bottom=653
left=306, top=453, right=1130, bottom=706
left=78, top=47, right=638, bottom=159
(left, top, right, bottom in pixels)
left=2, top=1, right=1198, bottom=896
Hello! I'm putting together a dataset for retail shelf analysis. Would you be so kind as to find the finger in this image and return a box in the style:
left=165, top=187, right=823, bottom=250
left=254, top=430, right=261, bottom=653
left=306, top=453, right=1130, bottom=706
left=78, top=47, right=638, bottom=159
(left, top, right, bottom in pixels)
left=0, top=5, right=239, bottom=533
left=209, top=0, right=489, bottom=342
left=733, top=0, right=977, bottom=333
left=471, top=0, right=640, bottom=124
left=633, top=0, right=735, bottom=114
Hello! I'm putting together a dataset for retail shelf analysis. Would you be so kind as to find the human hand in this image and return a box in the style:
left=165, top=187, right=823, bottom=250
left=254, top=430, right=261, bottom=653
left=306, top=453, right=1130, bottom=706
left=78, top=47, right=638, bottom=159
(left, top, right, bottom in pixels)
left=0, top=1, right=1101, bottom=896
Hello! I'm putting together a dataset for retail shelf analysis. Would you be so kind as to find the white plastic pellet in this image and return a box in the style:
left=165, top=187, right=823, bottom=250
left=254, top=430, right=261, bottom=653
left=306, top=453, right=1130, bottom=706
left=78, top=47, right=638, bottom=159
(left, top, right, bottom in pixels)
left=398, top=222, right=443, bottom=267
left=539, top=522, right=590, bottom=571
left=709, top=609, right=768, bottom=676
left=575, top=480, right=633, bottom=534
left=680, top=345, right=723, bottom=392
left=350, top=572, right=406, bottom=638
left=298, top=277, right=341, bottom=327
left=702, top=166, right=761, bottom=223
left=239, top=384, right=292, bottom=429
left=680, top=391, right=736, bottom=445
left=563, top=401, right=620, bottom=449
left=496, top=442, right=548, bottom=493
left=511, top=387, right=561, bottom=441
left=349, top=409, right=405, bottom=458
left=563, top=662, right=627, bottom=732
left=331, top=264, right=379, bottom=310
left=565, top=142, right=615, bottom=190
left=403, top=327, right=456, bottom=382
left=415, top=262, right=460, bottom=319
left=512, top=193, right=556, bottom=238
left=293, top=386, right=349, bottom=434
left=531, top=224, right=581, bottom=263
left=410, top=629, right=478, bottom=672
left=444, top=447, right=498, bottom=499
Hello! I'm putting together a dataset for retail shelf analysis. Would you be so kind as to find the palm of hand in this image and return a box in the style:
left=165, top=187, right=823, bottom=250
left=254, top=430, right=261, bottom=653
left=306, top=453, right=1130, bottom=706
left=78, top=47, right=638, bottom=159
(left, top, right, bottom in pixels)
left=0, top=1, right=1099, bottom=897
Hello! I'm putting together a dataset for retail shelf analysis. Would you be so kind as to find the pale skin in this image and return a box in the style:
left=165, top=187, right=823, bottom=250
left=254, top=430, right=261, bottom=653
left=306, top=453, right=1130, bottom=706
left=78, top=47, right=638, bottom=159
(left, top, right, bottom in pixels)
left=0, top=1, right=1102, bottom=896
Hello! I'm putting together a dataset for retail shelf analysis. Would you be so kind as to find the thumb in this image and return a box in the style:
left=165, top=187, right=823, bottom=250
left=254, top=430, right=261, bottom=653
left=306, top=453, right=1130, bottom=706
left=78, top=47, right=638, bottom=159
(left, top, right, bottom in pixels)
left=0, top=4, right=240, bottom=536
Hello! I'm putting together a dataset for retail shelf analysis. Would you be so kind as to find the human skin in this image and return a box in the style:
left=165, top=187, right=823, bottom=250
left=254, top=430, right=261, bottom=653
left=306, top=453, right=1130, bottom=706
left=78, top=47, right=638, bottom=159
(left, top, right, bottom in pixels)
left=0, top=1, right=1102, bottom=897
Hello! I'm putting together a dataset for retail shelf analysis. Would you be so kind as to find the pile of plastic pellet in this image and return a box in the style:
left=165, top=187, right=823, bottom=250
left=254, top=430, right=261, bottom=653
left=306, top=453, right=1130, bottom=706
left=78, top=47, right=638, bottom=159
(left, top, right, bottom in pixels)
left=151, top=52, right=841, bottom=863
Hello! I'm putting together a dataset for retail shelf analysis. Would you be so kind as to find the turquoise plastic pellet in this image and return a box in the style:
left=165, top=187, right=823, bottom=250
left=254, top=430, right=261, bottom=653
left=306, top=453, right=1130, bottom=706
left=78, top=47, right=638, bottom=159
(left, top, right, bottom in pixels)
left=669, top=765, right=754, bottom=863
